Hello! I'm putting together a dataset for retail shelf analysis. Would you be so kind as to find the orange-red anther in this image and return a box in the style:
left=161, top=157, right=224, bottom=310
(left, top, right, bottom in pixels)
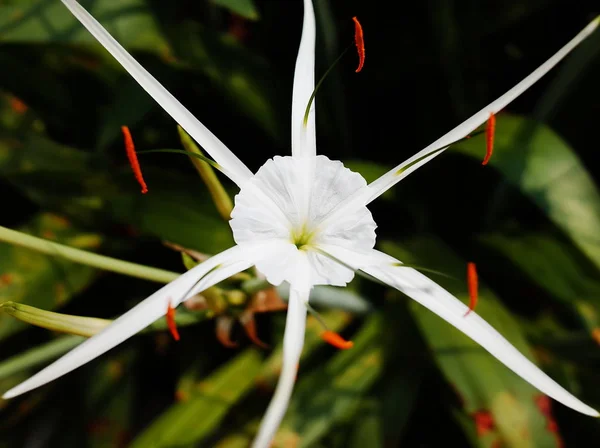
left=464, top=262, right=479, bottom=317
left=591, top=328, right=600, bottom=346
left=121, top=126, right=148, bottom=194
left=352, top=17, right=365, bottom=73
left=472, top=410, right=495, bottom=437
left=483, top=113, right=496, bottom=165
left=10, top=97, right=28, bottom=114
left=166, top=301, right=180, bottom=341
left=321, top=331, right=354, bottom=350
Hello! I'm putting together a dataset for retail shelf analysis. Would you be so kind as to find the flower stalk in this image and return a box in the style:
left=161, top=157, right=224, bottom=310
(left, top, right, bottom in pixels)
left=0, top=225, right=179, bottom=284
left=178, top=125, right=234, bottom=221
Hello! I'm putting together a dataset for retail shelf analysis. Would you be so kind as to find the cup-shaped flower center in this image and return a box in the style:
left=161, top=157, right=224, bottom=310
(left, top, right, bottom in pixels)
left=291, top=224, right=315, bottom=250
left=230, top=155, right=377, bottom=288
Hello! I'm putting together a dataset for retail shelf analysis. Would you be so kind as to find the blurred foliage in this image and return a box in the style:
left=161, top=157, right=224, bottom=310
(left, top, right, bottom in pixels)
left=0, top=0, right=599, bottom=447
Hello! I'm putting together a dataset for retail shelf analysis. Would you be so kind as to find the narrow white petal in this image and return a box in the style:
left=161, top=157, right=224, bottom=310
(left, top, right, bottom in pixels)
left=253, top=253, right=311, bottom=448
left=348, top=249, right=599, bottom=417
left=291, top=0, right=317, bottom=158
left=60, top=0, right=253, bottom=187
left=252, top=288, right=308, bottom=448
left=347, top=17, right=600, bottom=208
left=3, top=244, right=255, bottom=399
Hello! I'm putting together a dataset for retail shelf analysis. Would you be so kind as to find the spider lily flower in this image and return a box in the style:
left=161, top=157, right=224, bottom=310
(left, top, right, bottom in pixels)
left=3, top=0, right=599, bottom=446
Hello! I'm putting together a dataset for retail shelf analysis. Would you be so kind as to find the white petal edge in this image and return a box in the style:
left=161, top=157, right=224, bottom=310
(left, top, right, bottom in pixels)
left=3, top=243, right=261, bottom=399
left=291, top=0, right=317, bottom=158
left=316, top=16, right=600, bottom=229
left=60, top=0, right=253, bottom=188
left=328, top=245, right=599, bottom=417
left=252, top=255, right=311, bottom=448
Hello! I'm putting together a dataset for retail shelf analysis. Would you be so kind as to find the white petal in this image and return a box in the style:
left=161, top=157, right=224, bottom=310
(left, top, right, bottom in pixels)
left=60, top=0, right=253, bottom=188
left=3, top=244, right=255, bottom=399
left=319, top=16, right=600, bottom=219
left=252, top=254, right=311, bottom=448
left=291, top=0, right=317, bottom=158
left=252, top=288, right=308, bottom=448
left=344, top=248, right=599, bottom=417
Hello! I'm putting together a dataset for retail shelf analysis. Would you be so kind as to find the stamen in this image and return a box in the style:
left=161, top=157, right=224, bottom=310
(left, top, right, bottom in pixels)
left=464, top=262, right=478, bottom=317
left=303, top=46, right=351, bottom=126
left=483, top=113, right=496, bottom=165
left=166, top=301, right=180, bottom=341
left=472, top=410, right=495, bottom=437
left=321, top=330, right=354, bottom=350
left=305, top=302, right=354, bottom=350
left=10, top=96, right=28, bottom=114
left=352, top=17, right=365, bottom=73
left=302, top=16, right=367, bottom=125
left=121, top=126, right=148, bottom=194
left=591, top=328, right=600, bottom=346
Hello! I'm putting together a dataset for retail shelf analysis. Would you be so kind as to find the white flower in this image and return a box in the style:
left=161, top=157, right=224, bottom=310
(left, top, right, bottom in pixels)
left=4, top=1, right=599, bottom=447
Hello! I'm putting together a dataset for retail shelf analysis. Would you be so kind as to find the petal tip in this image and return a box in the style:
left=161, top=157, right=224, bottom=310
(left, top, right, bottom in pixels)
left=586, top=16, right=600, bottom=34
left=3, top=387, right=21, bottom=400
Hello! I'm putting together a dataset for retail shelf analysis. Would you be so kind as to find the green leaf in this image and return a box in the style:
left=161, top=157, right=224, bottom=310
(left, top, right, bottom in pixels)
left=382, top=237, right=560, bottom=448
left=211, top=0, right=260, bottom=21
left=0, top=335, right=83, bottom=382
left=481, top=231, right=600, bottom=348
left=0, top=0, right=170, bottom=52
left=455, top=114, right=600, bottom=273
left=347, top=399, right=384, bottom=448
left=85, top=348, right=136, bottom=448
left=0, top=214, right=100, bottom=340
left=481, top=232, right=600, bottom=307
left=130, top=349, right=263, bottom=447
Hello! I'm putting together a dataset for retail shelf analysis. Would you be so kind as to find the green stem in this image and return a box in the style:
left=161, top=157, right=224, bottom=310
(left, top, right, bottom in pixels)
left=177, top=126, right=233, bottom=221
left=0, top=226, right=179, bottom=284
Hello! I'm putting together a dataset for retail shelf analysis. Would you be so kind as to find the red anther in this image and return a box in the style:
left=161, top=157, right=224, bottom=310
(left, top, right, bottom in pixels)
left=0, top=273, right=13, bottom=285
left=535, top=394, right=552, bottom=417
left=321, top=331, right=354, bottom=350
left=483, top=113, right=496, bottom=165
left=166, top=301, right=180, bottom=341
left=592, top=328, right=600, bottom=346
left=10, top=97, right=28, bottom=114
left=121, top=126, right=148, bottom=194
left=464, top=262, right=478, bottom=317
left=473, top=410, right=494, bottom=437
left=352, top=17, right=365, bottom=73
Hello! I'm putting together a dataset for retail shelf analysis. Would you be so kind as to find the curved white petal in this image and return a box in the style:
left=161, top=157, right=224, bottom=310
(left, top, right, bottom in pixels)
left=317, top=16, right=600, bottom=223
left=60, top=0, right=253, bottom=187
left=291, top=0, right=317, bottom=158
left=3, top=244, right=259, bottom=399
left=252, top=255, right=310, bottom=448
left=336, top=247, right=599, bottom=417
